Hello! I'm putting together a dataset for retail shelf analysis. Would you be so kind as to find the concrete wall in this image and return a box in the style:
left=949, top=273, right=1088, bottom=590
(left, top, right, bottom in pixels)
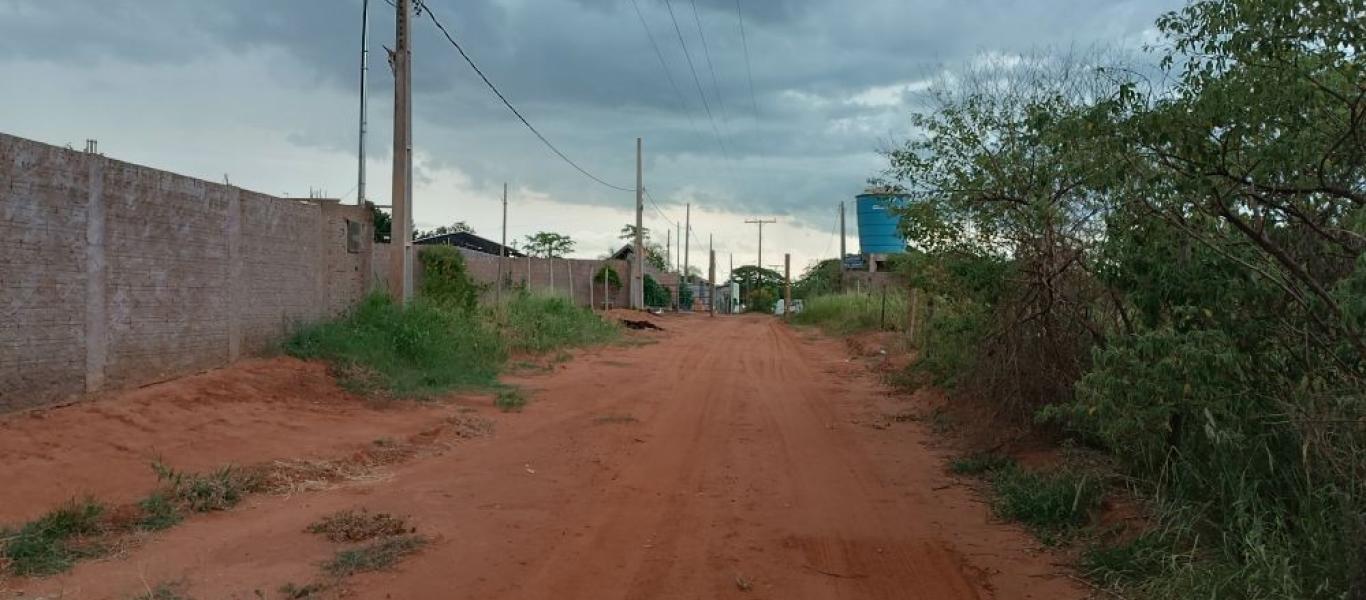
left=0, top=133, right=373, bottom=412
left=371, top=243, right=634, bottom=309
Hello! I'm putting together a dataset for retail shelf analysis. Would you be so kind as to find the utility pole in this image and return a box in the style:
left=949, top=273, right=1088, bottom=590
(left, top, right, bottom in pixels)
left=838, top=201, right=846, bottom=292
left=676, top=223, right=681, bottom=272
left=388, top=0, right=413, bottom=303
left=683, top=203, right=691, bottom=309
left=665, top=229, right=671, bottom=274
left=708, top=234, right=715, bottom=317
left=497, top=182, right=507, bottom=303
left=357, top=0, right=370, bottom=205
left=632, top=137, right=644, bottom=309
left=784, top=253, right=792, bottom=319
left=744, top=218, right=776, bottom=270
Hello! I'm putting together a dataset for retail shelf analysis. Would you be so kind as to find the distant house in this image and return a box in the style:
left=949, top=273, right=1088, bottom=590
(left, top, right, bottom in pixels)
left=414, top=231, right=524, bottom=257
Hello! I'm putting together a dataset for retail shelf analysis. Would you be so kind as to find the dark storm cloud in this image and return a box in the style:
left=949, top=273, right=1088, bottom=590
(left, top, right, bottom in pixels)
left=0, top=0, right=1179, bottom=226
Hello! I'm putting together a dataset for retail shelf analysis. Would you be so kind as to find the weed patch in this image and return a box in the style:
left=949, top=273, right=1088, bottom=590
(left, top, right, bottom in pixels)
left=792, top=291, right=907, bottom=335
left=594, top=413, right=638, bottom=424
left=286, top=293, right=504, bottom=399
left=152, top=463, right=261, bottom=513
left=950, top=452, right=1012, bottom=475
left=495, top=389, right=526, bottom=412
left=322, top=533, right=428, bottom=577
left=135, top=492, right=183, bottom=531
left=307, top=509, right=410, bottom=543
left=1, top=499, right=107, bottom=576
left=494, top=292, right=619, bottom=355
left=989, top=465, right=1100, bottom=541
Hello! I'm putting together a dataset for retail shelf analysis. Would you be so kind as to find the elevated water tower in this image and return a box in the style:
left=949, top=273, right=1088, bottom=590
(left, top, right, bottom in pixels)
left=854, top=188, right=909, bottom=272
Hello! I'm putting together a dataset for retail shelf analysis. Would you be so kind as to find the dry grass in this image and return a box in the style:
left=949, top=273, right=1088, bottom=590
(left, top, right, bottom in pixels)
left=307, top=509, right=411, bottom=543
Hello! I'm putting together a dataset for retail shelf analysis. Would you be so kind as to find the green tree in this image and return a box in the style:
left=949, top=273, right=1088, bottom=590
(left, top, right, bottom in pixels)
left=643, top=274, right=670, bottom=308
left=523, top=232, right=575, bottom=258
left=793, top=259, right=841, bottom=299
left=413, top=221, right=474, bottom=240
left=370, top=204, right=391, bottom=243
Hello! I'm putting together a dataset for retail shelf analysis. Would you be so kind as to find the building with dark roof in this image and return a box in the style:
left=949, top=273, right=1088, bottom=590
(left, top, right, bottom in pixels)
left=414, top=231, right=524, bottom=257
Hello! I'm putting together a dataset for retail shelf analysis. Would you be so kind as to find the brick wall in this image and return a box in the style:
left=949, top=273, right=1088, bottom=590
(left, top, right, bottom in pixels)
left=0, top=133, right=374, bottom=412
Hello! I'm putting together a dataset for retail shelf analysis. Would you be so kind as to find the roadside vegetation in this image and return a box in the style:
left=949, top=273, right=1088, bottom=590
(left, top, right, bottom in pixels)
left=848, top=0, right=1366, bottom=597
left=792, top=290, right=907, bottom=335
left=286, top=245, right=618, bottom=400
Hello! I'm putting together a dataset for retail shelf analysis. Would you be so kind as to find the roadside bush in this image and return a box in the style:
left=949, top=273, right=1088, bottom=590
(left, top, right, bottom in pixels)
left=493, top=292, right=618, bottom=355
left=745, top=287, right=776, bottom=314
left=792, top=290, right=906, bottom=335
left=286, top=293, right=504, bottom=398
left=989, top=464, right=1101, bottom=541
left=419, top=245, right=482, bottom=312
left=643, top=274, right=670, bottom=308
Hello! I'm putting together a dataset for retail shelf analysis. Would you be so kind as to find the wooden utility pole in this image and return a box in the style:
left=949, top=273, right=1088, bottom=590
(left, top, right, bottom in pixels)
left=784, top=253, right=792, bottom=319
left=676, top=223, right=681, bottom=272
left=744, top=218, right=776, bottom=270
left=497, top=182, right=507, bottom=303
left=388, top=0, right=413, bottom=303
left=708, top=235, right=715, bottom=317
left=632, top=137, right=644, bottom=309
left=665, top=229, right=671, bottom=275
left=683, top=203, right=691, bottom=310
left=838, top=201, right=846, bottom=292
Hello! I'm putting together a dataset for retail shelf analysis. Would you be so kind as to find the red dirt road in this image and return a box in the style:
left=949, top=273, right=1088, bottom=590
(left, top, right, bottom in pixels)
left=2, top=314, right=1083, bottom=599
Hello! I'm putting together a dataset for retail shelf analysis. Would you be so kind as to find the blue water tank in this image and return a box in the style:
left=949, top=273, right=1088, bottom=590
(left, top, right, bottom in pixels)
left=855, top=193, right=909, bottom=254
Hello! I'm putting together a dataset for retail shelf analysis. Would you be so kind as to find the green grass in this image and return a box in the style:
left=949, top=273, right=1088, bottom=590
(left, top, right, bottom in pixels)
left=1, top=499, right=107, bottom=576
left=152, top=463, right=261, bottom=513
left=493, top=292, right=619, bottom=354
left=136, top=492, right=183, bottom=531
left=791, top=290, right=908, bottom=335
left=989, top=464, right=1101, bottom=541
left=322, top=534, right=428, bottom=577
left=949, top=452, right=1013, bottom=475
left=495, top=389, right=526, bottom=412
left=286, top=293, right=505, bottom=398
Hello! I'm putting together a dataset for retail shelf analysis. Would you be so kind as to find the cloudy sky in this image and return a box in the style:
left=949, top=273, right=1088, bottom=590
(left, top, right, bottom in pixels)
left=0, top=0, right=1178, bottom=277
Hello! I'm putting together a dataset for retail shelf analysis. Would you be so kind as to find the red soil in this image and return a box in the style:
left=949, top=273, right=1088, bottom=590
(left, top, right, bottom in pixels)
left=1, top=315, right=1083, bottom=599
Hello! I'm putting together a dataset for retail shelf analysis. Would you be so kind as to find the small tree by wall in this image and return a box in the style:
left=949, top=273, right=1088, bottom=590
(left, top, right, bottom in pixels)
left=644, top=275, right=670, bottom=308
left=420, top=246, right=483, bottom=312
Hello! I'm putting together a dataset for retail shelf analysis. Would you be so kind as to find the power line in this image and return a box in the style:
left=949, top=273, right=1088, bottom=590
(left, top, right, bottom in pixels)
left=662, top=0, right=731, bottom=163
left=629, top=0, right=696, bottom=131
left=735, top=0, right=759, bottom=115
left=687, top=0, right=733, bottom=137
left=416, top=1, right=634, bottom=192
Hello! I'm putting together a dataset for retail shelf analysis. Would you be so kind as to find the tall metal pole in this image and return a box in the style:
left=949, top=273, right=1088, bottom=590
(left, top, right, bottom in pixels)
left=498, top=182, right=507, bottom=304
left=683, top=203, right=691, bottom=309
left=388, top=0, right=413, bottom=302
left=676, top=223, right=681, bottom=272
left=357, top=0, right=370, bottom=205
left=838, top=201, right=846, bottom=292
left=633, top=137, right=644, bottom=309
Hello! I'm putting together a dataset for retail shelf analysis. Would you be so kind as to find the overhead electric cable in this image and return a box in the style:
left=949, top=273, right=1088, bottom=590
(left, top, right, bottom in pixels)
left=417, top=1, right=634, bottom=192
left=662, top=0, right=732, bottom=162
left=735, top=0, right=758, bottom=115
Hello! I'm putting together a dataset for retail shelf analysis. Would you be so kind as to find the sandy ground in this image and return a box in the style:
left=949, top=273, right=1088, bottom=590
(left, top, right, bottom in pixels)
left=1, top=314, right=1083, bottom=599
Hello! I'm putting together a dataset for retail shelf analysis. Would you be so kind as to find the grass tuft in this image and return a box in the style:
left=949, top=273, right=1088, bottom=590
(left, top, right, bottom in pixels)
left=152, top=462, right=261, bottom=513
left=307, top=509, right=410, bottom=543
left=135, top=492, right=183, bottom=531
left=989, top=464, right=1101, bottom=541
left=1, top=498, right=107, bottom=576
left=322, top=534, right=428, bottom=577
left=495, top=389, right=526, bottom=412
left=950, top=452, right=1013, bottom=475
